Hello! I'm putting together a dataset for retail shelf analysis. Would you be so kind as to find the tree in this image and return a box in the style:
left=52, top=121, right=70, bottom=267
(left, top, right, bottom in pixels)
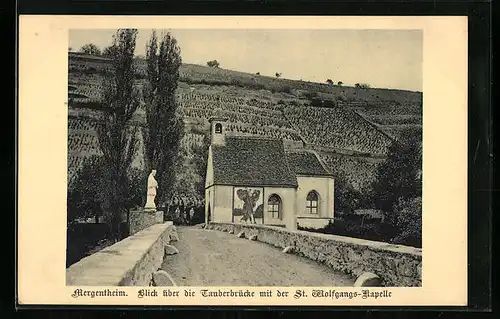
left=275, top=72, right=282, bottom=78
left=171, top=144, right=201, bottom=210
left=96, top=29, right=141, bottom=242
left=255, top=72, right=260, bottom=75
left=333, top=171, right=362, bottom=216
left=370, top=129, right=422, bottom=213
left=190, top=131, right=210, bottom=197
left=337, top=81, right=343, bottom=86
left=102, top=45, right=118, bottom=58
left=390, top=197, right=422, bottom=247
left=326, top=79, right=334, bottom=86
left=355, top=83, right=370, bottom=89
left=206, top=60, right=220, bottom=68
left=80, top=43, right=101, bottom=56
left=144, top=30, right=184, bottom=207
left=67, top=156, right=106, bottom=224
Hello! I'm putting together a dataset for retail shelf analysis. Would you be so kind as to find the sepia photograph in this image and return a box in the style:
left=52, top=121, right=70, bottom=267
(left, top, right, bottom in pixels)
left=65, top=28, right=423, bottom=288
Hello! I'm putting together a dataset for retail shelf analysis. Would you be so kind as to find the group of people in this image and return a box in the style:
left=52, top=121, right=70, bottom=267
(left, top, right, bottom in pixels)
left=164, top=198, right=205, bottom=225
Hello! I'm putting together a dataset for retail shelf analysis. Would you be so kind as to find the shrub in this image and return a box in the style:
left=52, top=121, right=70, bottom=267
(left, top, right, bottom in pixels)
left=67, top=155, right=107, bottom=224
left=370, top=128, right=422, bottom=212
left=302, top=218, right=398, bottom=244
left=207, top=60, right=220, bottom=68
left=355, top=83, right=371, bottom=89
left=389, top=196, right=422, bottom=247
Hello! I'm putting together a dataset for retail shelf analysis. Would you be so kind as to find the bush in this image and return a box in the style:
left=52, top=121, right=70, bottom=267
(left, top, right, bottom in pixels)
left=303, top=218, right=398, bottom=244
left=307, top=197, right=422, bottom=248
left=369, top=128, right=422, bottom=212
left=207, top=60, right=220, bottom=68
left=309, top=97, right=337, bottom=108
left=355, top=83, right=371, bottom=89
left=67, top=155, right=107, bottom=224
left=388, top=197, right=422, bottom=247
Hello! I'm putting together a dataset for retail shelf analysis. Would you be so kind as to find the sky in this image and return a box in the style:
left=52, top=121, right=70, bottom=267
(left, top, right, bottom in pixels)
left=69, top=29, right=422, bottom=91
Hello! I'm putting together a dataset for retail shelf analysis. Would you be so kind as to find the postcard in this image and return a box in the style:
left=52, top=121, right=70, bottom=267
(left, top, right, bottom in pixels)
left=18, top=15, right=467, bottom=306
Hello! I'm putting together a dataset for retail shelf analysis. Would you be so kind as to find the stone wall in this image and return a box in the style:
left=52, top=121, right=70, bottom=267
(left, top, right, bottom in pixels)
left=129, top=209, right=164, bottom=236
left=66, top=222, right=174, bottom=286
left=210, top=222, right=422, bottom=287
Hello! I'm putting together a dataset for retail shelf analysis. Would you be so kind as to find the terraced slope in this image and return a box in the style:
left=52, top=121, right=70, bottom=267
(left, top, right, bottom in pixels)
left=67, top=52, right=422, bottom=194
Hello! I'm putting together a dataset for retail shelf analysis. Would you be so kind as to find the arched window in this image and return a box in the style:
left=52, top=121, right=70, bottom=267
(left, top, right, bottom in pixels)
left=214, top=123, right=222, bottom=134
left=268, top=194, right=282, bottom=219
left=306, top=191, right=319, bottom=214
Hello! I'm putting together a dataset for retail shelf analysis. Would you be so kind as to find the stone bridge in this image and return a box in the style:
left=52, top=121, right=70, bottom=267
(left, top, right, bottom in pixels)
left=66, top=222, right=422, bottom=287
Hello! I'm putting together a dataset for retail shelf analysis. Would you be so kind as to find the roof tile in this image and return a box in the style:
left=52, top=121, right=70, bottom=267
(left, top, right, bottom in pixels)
left=286, top=151, right=331, bottom=176
left=212, top=136, right=298, bottom=187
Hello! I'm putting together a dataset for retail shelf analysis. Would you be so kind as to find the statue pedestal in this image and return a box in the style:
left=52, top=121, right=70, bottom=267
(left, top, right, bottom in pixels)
left=128, top=209, right=164, bottom=236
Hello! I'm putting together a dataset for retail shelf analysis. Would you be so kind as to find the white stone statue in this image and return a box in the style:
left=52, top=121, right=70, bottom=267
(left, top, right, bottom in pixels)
left=144, top=170, right=158, bottom=211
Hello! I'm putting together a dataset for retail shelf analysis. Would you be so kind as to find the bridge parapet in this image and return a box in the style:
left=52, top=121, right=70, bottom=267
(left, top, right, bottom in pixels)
left=66, top=222, right=175, bottom=286
left=210, top=222, right=422, bottom=287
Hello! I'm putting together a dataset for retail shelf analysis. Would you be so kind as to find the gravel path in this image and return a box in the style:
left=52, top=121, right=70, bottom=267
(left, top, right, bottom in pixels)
left=160, top=226, right=355, bottom=286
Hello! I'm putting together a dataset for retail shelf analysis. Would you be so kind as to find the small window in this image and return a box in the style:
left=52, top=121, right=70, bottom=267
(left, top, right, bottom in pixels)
left=267, top=194, right=282, bottom=219
left=306, top=191, right=319, bottom=214
left=214, top=123, right=222, bottom=134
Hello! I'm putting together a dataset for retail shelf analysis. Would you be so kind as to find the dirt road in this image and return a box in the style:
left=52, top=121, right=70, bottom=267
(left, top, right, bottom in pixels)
left=160, top=226, right=355, bottom=286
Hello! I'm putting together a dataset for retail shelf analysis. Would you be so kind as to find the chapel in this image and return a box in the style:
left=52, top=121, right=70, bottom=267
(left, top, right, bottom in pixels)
left=205, top=118, right=335, bottom=230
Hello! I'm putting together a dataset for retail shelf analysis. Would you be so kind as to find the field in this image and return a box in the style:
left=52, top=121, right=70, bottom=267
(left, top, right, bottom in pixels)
left=67, top=52, right=422, bottom=195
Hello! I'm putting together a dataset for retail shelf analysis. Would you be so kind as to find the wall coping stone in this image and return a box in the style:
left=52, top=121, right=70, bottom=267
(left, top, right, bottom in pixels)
left=66, top=222, right=173, bottom=286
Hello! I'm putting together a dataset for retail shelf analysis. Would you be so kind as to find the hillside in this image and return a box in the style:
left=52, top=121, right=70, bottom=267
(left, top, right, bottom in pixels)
left=67, top=52, right=422, bottom=200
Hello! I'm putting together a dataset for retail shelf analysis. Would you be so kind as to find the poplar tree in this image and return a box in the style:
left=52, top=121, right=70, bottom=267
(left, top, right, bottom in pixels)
left=144, top=30, right=184, bottom=207
left=97, top=29, right=140, bottom=241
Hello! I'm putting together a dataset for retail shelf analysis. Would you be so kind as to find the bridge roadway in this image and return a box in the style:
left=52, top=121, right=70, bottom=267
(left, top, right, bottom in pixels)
left=160, top=226, right=355, bottom=286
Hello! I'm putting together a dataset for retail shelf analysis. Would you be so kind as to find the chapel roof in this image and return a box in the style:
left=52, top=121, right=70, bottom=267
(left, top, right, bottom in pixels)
left=285, top=151, right=332, bottom=176
left=211, top=136, right=333, bottom=187
left=211, top=136, right=298, bottom=187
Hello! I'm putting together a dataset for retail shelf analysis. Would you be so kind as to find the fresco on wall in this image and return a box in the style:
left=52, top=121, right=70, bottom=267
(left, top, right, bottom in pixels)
left=233, top=187, right=264, bottom=224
